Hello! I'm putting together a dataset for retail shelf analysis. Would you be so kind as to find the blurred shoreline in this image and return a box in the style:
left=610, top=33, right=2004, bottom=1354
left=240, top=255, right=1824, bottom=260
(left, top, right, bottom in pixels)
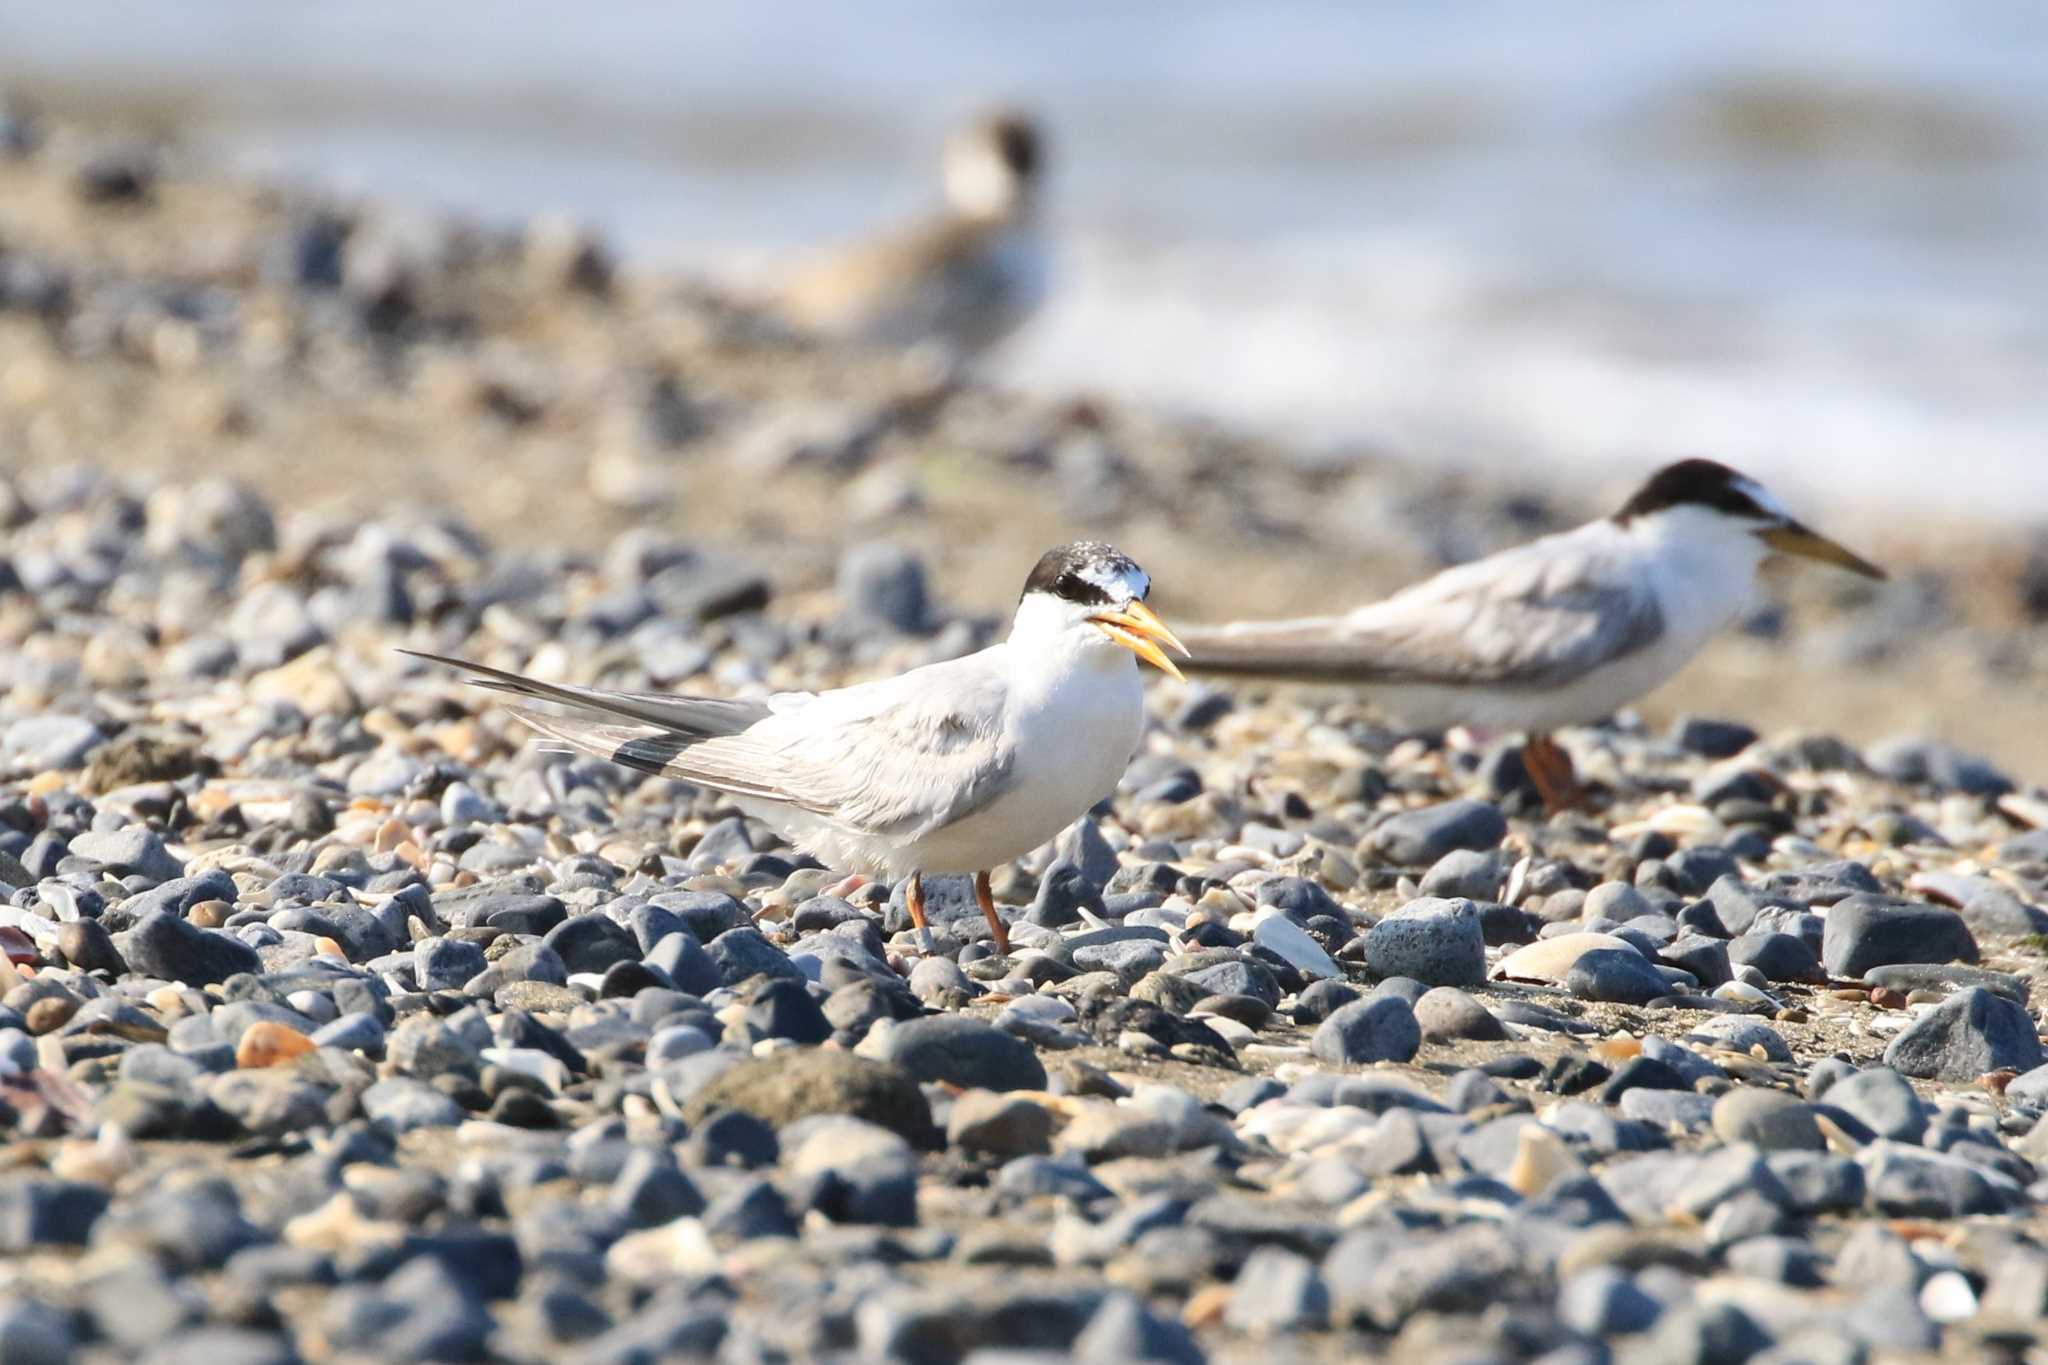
left=4, top=0, right=2046, bottom=522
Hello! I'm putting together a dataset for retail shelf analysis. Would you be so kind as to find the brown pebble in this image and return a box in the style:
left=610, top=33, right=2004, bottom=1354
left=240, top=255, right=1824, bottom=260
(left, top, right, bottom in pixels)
left=1870, top=987, right=1908, bottom=1009
left=237, top=1020, right=317, bottom=1069
left=1905, top=989, right=1944, bottom=1006
left=1592, top=1038, right=1643, bottom=1061
left=25, top=997, right=78, bottom=1035
left=1980, top=1069, right=2019, bottom=1095
left=1828, top=988, right=1865, bottom=1002
left=1775, top=1007, right=1809, bottom=1024
left=188, top=900, right=231, bottom=928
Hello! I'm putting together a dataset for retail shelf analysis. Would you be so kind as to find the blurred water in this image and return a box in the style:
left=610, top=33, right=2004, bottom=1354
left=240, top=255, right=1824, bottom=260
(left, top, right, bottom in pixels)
left=4, top=1, right=2045, bottom=519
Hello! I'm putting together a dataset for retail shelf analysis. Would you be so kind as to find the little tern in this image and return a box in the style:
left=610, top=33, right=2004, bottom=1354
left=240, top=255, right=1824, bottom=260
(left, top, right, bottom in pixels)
left=1178, top=458, right=1885, bottom=811
left=779, top=109, right=1049, bottom=362
left=405, top=542, right=1184, bottom=954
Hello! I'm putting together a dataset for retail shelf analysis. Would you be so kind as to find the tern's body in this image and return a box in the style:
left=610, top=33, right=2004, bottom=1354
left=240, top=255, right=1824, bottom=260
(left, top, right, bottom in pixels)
left=779, top=110, right=1049, bottom=361
left=408, top=542, right=1183, bottom=950
left=1181, top=459, right=1884, bottom=808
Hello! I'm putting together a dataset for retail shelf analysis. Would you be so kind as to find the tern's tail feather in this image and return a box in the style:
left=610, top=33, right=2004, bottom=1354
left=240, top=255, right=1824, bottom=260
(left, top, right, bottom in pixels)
left=1176, top=618, right=1385, bottom=685
left=400, top=649, right=771, bottom=738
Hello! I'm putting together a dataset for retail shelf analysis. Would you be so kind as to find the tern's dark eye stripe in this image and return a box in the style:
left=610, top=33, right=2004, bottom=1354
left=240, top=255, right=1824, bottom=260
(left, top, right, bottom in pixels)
left=1020, top=541, right=1141, bottom=605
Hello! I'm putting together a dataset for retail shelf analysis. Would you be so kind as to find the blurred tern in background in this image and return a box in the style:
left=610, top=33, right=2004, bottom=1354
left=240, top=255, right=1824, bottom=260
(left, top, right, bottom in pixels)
left=406, top=542, right=1183, bottom=954
left=1178, top=458, right=1885, bottom=812
left=778, top=108, right=1049, bottom=363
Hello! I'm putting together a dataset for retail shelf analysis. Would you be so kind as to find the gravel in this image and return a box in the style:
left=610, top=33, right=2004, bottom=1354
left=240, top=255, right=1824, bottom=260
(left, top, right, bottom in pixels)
left=1, top=107, right=2046, bottom=1365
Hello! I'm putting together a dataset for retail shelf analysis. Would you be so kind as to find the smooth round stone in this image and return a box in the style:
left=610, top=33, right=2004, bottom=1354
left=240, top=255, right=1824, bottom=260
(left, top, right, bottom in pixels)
left=1310, top=996, right=1420, bottom=1066
left=1192, top=994, right=1271, bottom=1029
left=1562, top=949, right=1669, bottom=1006
left=1412, top=987, right=1508, bottom=1042
left=1711, top=1087, right=1824, bottom=1151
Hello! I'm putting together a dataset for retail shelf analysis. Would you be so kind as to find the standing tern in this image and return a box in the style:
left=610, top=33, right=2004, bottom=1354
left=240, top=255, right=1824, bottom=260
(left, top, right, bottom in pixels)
left=1177, top=458, right=1885, bottom=812
left=405, top=542, right=1184, bottom=954
left=778, top=108, right=1049, bottom=362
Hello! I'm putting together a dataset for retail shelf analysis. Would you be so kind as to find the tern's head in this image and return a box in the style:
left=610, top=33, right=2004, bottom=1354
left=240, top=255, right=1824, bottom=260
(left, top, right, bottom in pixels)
left=1613, top=459, right=1885, bottom=580
left=944, top=109, right=1043, bottom=220
left=1013, top=542, right=1187, bottom=679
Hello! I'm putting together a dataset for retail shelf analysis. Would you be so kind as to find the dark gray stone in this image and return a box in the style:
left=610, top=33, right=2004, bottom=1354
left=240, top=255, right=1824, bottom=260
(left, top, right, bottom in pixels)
left=1363, top=898, right=1486, bottom=987
left=1822, top=895, right=1979, bottom=978
left=1824, top=1067, right=1927, bottom=1143
left=1883, top=986, right=2043, bottom=1081
left=120, top=910, right=262, bottom=986
left=869, top=1015, right=1046, bottom=1092
left=1563, top=947, right=1669, bottom=1005
left=1367, top=799, right=1507, bottom=865
left=1310, top=996, right=1421, bottom=1066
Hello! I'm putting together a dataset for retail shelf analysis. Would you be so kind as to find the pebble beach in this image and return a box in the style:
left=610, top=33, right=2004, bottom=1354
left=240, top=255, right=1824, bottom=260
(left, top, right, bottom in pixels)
left=7, top=110, right=2048, bottom=1364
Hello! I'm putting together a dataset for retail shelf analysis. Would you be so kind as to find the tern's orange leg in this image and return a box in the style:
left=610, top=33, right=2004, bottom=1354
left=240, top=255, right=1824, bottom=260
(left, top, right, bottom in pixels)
left=1522, top=733, right=1585, bottom=816
left=973, top=869, right=1011, bottom=955
left=905, top=870, right=934, bottom=951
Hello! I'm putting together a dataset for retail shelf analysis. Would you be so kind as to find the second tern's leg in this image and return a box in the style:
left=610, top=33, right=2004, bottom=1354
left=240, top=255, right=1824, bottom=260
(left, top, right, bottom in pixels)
left=973, top=869, right=1010, bottom=956
left=1522, top=733, right=1585, bottom=816
left=905, top=870, right=935, bottom=954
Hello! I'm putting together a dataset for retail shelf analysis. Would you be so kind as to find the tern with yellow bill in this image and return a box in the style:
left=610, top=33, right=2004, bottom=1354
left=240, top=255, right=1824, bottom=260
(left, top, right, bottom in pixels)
left=1177, top=459, right=1885, bottom=812
left=405, top=542, right=1185, bottom=954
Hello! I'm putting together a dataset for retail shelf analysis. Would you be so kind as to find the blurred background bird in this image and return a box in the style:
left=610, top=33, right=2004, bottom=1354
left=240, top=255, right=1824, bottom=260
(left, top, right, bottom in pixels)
left=776, top=108, right=1048, bottom=365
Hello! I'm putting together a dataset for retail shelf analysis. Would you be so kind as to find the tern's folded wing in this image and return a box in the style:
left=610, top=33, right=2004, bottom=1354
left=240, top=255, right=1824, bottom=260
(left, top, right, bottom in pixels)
left=514, top=655, right=1018, bottom=841
left=1182, top=543, right=1664, bottom=690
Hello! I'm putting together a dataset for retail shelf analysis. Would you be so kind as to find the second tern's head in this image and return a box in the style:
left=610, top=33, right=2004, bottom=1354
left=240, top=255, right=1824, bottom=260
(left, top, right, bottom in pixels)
left=1613, top=458, right=1885, bottom=581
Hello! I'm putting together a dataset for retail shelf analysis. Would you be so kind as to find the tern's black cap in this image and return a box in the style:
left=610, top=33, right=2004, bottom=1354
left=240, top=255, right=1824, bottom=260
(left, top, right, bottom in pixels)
left=1613, top=458, right=1781, bottom=525
left=1022, top=541, right=1146, bottom=606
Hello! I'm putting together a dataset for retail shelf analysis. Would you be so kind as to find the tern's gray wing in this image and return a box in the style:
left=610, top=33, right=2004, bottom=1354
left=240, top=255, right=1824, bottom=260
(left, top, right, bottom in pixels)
left=1182, top=534, right=1664, bottom=690
left=510, top=649, right=1019, bottom=842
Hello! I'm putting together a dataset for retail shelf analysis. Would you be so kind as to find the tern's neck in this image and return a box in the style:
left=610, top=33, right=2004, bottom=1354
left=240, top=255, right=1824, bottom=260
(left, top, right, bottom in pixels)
left=1004, top=595, right=1135, bottom=699
left=1617, top=506, right=1769, bottom=618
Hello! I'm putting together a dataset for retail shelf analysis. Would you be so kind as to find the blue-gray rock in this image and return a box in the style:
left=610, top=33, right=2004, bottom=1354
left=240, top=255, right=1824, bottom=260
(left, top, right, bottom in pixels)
left=1868, top=736, right=2012, bottom=796
left=361, top=1078, right=464, bottom=1133
left=120, top=910, right=262, bottom=986
left=1618, top=1089, right=1715, bottom=1131
left=1636, top=1302, right=1773, bottom=1365
left=645, top=890, right=749, bottom=943
left=1559, top=1266, right=1662, bottom=1336
left=1864, top=962, right=2028, bottom=1004
left=704, top=926, right=803, bottom=986
left=0, top=1179, right=110, bottom=1250
left=740, top=978, right=832, bottom=1045
left=1711, top=1088, right=1823, bottom=1152
left=1563, top=947, right=1669, bottom=1005
left=1366, top=800, right=1506, bottom=865
left=1958, top=888, right=2048, bottom=938
left=869, top=1014, right=1046, bottom=1091
left=69, top=827, right=184, bottom=884
left=1178, top=956, right=1282, bottom=1007
left=1412, top=987, right=1507, bottom=1042
left=836, top=541, right=930, bottom=635
left=1072, top=1292, right=1203, bottom=1365
left=1673, top=716, right=1758, bottom=758
left=1054, top=819, right=1121, bottom=892
left=1310, top=996, right=1421, bottom=1066
left=608, top=1148, right=705, bottom=1226
left=1822, top=894, right=1979, bottom=978
left=1224, top=1246, right=1329, bottom=1334
left=1859, top=1141, right=2011, bottom=1217
left=646, top=930, right=721, bottom=995
left=3, top=715, right=105, bottom=771
left=1027, top=860, right=1104, bottom=928
left=1660, top=934, right=1733, bottom=989
left=1291, top=978, right=1362, bottom=1024
left=543, top=913, right=640, bottom=975
left=1824, top=1067, right=1927, bottom=1143
left=1766, top=1151, right=1867, bottom=1215
left=1418, top=849, right=1504, bottom=902
left=415, top=936, right=486, bottom=992
left=1363, top=898, right=1485, bottom=988
left=311, top=1012, right=385, bottom=1054
left=1883, top=986, right=2043, bottom=1081
left=0, top=1295, right=74, bottom=1365
left=1729, top=930, right=1825, bottom=983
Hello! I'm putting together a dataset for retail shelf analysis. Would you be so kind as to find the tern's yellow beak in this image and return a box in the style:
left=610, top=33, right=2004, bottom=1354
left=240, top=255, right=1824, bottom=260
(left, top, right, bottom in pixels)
left=1091, top=600, right=1190, bottom=681
left=1757, top=522, right=1886, bottom=580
